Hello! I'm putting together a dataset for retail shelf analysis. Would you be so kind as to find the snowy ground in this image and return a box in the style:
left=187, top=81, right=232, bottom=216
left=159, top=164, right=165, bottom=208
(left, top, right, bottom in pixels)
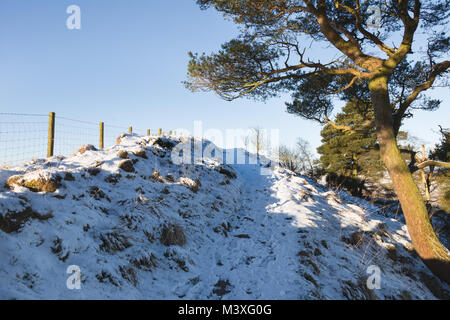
left=0, top=134, right=448, bottom=299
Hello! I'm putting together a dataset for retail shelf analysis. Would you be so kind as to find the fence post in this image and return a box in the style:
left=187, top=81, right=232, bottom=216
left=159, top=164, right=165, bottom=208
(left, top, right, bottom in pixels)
left=159, top=128, right=162, bottom=136
left=129, top=126, right=132, bottom=134
left=169, top=130, right=172, bottom=135
left=147, top=129, right=150, bottom=136
left=47, top=112, right=55, bottom=158
left=99, top=122, right=104, bottom=150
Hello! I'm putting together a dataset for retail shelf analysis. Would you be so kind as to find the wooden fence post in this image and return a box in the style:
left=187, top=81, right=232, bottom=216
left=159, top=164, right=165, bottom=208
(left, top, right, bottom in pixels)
left=47, top=112, right=55, bottom=158
left=169, top=130, right=172, bottom=135
left=99, top=122, right=104, bottom=150
left=147, top=129, right=150, bottom=136
left=159, top=128, right=162, bottom=136
left=129, top=126, right=132, bottom=134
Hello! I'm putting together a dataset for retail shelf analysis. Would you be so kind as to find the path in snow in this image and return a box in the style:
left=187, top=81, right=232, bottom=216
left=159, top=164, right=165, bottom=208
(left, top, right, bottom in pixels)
left=189, top=165, right=305, bottom=299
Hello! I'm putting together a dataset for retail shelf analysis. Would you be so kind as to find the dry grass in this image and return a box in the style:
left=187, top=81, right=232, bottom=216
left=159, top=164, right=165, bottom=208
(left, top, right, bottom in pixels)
left=303, top=272, right=318, bottom=288
left=419, top=272, right=449, bottom=299
left=99, top=232, right=132, bottom=253
left=0, top=207, right=53, bottom=233
left=153, top=137, right=176, bottom=150
left=218, top=166, right=237, bottom=179
left=165, top=174, right=175, bottom=182
left=88, top=186, right=110, bottom=201
left=151, top=170, right=165, bottom=183
left=386, top=245, right=397, bottom=262
left=160, top=223, right=186, bottom=247
left=63, top=172, right=75, bottom=181
left=116, top=134, right=128, bottom=145
left=212, top=279, right=232, bottom=296
left=86, top=167, right=101, bottom=176
left=96, top=270, right=119, bottom=286
left=131, top=253, right=157, bottom=271
left=104, top=174, right=121, bottom=184
left=297, top=189, right=313, bottom=201
left=119, top=265, right=138, bottom=286
left=341, top=231, right=365, bottom=248
left=179, top=177, right=201, bottom=193
left=341, top=276, right=378, bottom=300
left=51, top=237, right=70, bottom=262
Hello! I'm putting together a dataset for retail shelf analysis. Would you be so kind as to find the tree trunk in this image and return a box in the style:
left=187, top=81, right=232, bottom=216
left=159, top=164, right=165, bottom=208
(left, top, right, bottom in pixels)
left=369, top=75, right=450, bottom=284
left=420, top=169, right=431, bottom=205
left=352, top=153, right=358, bottom=177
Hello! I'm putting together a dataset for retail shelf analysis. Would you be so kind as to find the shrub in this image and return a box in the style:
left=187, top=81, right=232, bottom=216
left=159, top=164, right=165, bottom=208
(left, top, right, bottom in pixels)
left=165, top=174, right=175, bottom=182
left=63, top=172, right=75, bottom=181
left=99, top=232, right=132, bottom=253
left=0, top=207, right=53, bottom=233
left=160, top=223, right=186, bottom=247
left=218, top=166, right=237, bottom=179
left=153, top=137, right=176, bottom=150
left=119, top=265, right=138, bottom=286
left=279, top=145, right=301, bottom=172
left=326, top=173, right=366, bottom=197
left=104, top=174, right=121, bottom=184
left=131, top=254, right=157, bottom=271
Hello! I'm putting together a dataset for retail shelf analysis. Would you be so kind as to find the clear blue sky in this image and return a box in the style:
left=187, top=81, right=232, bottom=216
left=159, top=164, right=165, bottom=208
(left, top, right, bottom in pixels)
left=0, top=0, right=448, bottom=156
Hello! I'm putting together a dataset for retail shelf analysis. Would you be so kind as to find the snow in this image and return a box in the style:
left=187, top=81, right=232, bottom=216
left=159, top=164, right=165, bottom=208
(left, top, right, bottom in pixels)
left=0, top=134, right=448, bottom=299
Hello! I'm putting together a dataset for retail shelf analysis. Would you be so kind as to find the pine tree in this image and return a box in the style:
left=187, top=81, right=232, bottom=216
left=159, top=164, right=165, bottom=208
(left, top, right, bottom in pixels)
left=317, top=99, right=384, bottom=195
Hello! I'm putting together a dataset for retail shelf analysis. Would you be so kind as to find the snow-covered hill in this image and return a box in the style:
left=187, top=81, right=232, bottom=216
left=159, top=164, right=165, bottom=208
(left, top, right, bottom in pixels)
left=0, top=134, right=448, bottom=299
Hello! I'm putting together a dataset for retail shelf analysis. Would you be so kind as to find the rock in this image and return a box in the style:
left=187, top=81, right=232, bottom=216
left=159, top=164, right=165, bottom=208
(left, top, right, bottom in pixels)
left=133, top=150, right=148, bottom=159
left=78, top=144, right=97, bottom=154
left=160, top=223, right=186, bottom=246
left=118, top=159, right=135, bottom=173
left=117, top=150, right=129, bottom=159
left=7, top=175, right=61, bottom=193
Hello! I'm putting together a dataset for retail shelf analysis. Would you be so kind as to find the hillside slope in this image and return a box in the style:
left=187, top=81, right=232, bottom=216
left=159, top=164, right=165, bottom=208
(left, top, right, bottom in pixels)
left=0, top=134, right=448, bottom=299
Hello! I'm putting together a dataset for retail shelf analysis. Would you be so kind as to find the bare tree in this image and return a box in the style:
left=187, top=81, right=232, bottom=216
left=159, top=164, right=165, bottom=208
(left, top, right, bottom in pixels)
left=296, top=138, right=315, bottom=171
left=247, top=127, right=267, bottom=156
left=279, top=145, right=301, bottom=172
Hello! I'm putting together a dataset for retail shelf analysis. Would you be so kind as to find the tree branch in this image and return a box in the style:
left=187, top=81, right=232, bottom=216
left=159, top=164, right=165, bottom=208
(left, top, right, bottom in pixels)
left=416, top=160, right=450, bottom=170
left=393, top=60, right=450, bottom=131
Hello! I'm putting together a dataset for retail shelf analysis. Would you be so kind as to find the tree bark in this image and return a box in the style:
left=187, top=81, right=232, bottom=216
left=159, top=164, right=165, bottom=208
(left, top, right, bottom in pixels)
left=369, top=74, right=450, bottom=284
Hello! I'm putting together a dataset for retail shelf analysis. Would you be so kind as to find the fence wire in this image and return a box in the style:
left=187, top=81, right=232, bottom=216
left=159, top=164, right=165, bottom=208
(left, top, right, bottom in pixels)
left=0, top=113, right=161, bottom=168
left=0, top=114, right=48, bottom=167
left=54, top=116, right=99, bottom=157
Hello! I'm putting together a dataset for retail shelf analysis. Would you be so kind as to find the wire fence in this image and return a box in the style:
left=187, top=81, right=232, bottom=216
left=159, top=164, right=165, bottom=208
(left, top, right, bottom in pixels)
left=0, top=112, right=165, bottom=168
